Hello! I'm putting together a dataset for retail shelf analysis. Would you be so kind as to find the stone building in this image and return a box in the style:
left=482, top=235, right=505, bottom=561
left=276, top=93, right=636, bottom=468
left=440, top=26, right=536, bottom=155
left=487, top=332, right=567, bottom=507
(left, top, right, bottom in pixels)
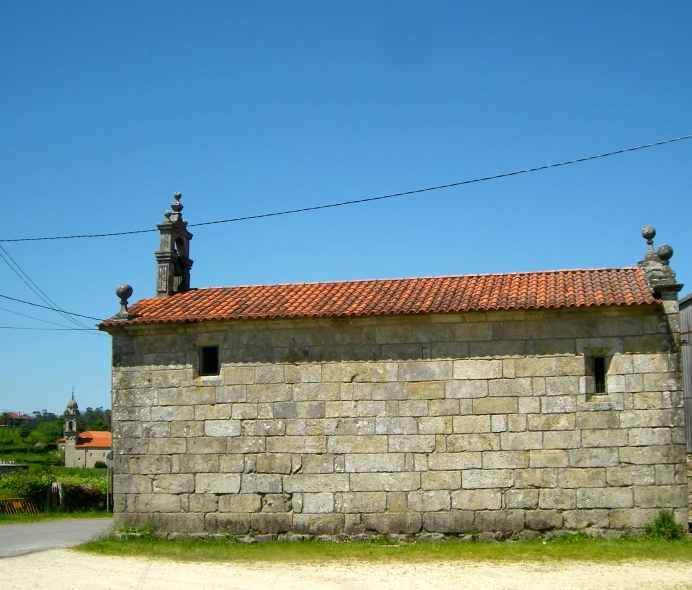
left=99, top=194, right=688, bottom=538
left=62, top=394, right=112, bottom=468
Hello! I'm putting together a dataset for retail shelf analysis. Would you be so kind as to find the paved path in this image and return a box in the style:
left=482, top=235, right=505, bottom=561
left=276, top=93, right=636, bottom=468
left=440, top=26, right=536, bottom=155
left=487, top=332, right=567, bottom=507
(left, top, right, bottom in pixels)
left=0, top=518, right=112, bottom=558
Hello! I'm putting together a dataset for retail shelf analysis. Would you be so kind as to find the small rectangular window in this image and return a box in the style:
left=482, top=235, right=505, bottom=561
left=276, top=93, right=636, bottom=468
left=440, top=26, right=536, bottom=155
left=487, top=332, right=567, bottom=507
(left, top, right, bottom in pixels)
left=200, top=346, right=220, bottom=376
left=593, top=356, right=606, bottom=393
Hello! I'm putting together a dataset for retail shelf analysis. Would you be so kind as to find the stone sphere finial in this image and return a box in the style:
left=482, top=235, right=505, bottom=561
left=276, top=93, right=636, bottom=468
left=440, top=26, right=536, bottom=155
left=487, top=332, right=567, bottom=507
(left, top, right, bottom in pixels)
left=116, top=283, right=133, bottom=301
left=171, top=192, right=183, bottom=213
left=164, top=210, right=172, bottom=219
left=113, top=284, right=134, bottom=320
left=657, top=244, right=673, bottom=263
left=642, top=225, right=656, bottom=244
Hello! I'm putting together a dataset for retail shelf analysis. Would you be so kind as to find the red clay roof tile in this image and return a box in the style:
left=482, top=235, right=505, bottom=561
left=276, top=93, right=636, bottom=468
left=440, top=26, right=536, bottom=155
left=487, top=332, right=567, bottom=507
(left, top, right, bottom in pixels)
left=99, top=267, right=657, bottom=328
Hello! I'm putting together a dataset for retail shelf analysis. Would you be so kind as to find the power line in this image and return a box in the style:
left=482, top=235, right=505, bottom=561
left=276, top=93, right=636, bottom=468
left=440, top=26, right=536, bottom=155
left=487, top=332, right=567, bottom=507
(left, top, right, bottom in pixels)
left=0, top=305, right=94, bottom=330
left=1, top=133, right=690, bottom=244
left=0, top=245, right=91, bottom=328
left=0, top=293, right=104, bottom=322
left=0, top=326, right=101, bottom=331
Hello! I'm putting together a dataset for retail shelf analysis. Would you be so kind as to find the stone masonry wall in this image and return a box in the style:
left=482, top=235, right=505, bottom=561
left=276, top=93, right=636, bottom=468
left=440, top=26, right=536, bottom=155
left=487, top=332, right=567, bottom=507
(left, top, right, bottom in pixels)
left=109, top=303, right=686, bottom=538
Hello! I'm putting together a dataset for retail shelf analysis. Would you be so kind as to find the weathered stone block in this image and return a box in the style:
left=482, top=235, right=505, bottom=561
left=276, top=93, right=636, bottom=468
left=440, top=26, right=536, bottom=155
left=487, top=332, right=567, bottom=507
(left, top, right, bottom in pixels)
left=408, top=381, right=445, bottom=400
left=563, top=509, right=609, bottom=529
left=452, top=489, right=501, bottom=510
left=284, top=474, right=350, bottom=493
left=301, top=492, right=335, bottom=514
left=204, top=420, right=241, bottom=437
left=135, top=494, right=181, bottom=513
left=568, top=448, right=619, bottom=468
left=446, top=380, right=489, bottom=399
left=539, top=489, right=576, bottom=510
left=129, top=456, right=172, bottom=475
left=577, top=488, right=633, bottom=509
left=268, top=436, right=325, bottom=453
left=453, top=360, right=502, bottom=380
left=364, top=512, right=422, bottom=534
left=423, top=510, right=473, bottom=533
left=462, top=469, right=512, bottom=489
left=188, top=437, right=226, bottom=454
left=530, top=450, right=568, bottom=468
left=152, top=474, right=194, bottom=494
left=114, top=474, right=152, bottom=494
left=418, top=416, right=453, bottom=434
left=350, top=472, right=420, bottom=492
left=215, top=385, right=247, bottom=403
left=447, top=433, right=500, bottom=452
left=336, top=492, right=386, bottom=513
left=500, top=431, right=543, bottom=450
left=224, top=367, right=255, bottom=385
left=488, top=378, right=533, bottom=397
left=609, top=508, right=661, bottom=529
left=524, top=509, right=562, bottom=531
left=628, top=428, right=672, bottom=446
left=195, top=473, right=241, bottom=494
left=399, top=361, right=453, bottom=382
left=375, top=417, right=418, bottom=435
left=528, top=414, right=575, bottom=431
left=580, top=429, right=628, bottom=448
left=504, top=489, right=538, bottom=509
left=473, top=397, right=518, bottom=415
left=483, top=450, right=529, bottom=469
left=606, top=465, right=655, bottom=487
left=256, top=453, right=292, bottom=474
left=170, top=420, right=205, bottom=438
left=619, top=445, right=683, bottom=465
left=427, top=452, right=482, bottom=471
left=219, top=494, right=262, bottom=513
left=633, top=485, right=687, bottom=508
left=452, top=415, right=491, bottom=433
left=251, top=513, right=292, bottom=534
left=421, top=470, right=461, bottom=490
left=515, top=358, right=556, bottom=377
left=345, top=453, right=405, bottom=473
left=389, top=435, right=436, bottom=453
left=475, top=509, right=525, bottom=532
left=514, top=468, right=557, bottom=489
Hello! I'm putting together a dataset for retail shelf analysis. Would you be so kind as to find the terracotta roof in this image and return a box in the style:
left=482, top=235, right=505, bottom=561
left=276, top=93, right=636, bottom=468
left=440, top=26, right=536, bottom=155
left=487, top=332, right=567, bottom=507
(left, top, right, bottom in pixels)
left=7, top=412, right=32, bottom=421
left=76, top=431, right=111, bottom=449
left=99, top=267, right=657, bottom=328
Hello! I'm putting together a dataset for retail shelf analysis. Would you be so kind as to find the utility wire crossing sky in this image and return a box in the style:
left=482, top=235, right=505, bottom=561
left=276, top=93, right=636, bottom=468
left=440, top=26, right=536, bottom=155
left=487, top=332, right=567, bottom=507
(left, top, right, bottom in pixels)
left=1, top=133, right=689, bottom=243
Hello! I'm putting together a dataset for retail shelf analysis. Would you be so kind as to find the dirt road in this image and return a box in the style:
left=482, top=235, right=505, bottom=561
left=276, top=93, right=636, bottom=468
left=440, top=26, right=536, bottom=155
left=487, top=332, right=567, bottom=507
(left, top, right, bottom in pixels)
left=3, top=548, right=692, bottom=590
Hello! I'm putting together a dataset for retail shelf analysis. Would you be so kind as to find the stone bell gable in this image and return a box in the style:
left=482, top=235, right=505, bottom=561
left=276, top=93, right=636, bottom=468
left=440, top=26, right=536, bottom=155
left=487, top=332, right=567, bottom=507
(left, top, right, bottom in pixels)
left=100, top=202, right=686, bottom=539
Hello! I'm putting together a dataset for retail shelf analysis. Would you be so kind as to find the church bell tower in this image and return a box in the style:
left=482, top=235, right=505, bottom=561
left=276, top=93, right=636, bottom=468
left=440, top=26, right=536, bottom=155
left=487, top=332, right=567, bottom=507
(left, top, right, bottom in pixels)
left=155, top=192, right=194, bottom=297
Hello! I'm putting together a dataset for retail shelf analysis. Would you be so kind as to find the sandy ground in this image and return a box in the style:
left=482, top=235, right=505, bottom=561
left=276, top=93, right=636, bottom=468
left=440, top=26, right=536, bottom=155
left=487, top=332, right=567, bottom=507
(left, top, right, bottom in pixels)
left=3, top=549, right=692, bottom=590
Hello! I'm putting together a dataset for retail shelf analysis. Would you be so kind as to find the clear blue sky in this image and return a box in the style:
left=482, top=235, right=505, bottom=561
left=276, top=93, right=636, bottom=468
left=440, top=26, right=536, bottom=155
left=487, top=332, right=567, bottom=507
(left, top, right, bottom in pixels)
left=1, top=1, right=690, bottom=416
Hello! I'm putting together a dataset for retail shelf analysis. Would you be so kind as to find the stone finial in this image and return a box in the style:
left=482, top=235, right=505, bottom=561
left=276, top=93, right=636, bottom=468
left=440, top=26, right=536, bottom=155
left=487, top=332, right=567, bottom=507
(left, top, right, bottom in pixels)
left=638, top=227, right=683, bottom=299
left=112, top=283, right=135, bottom=320
left=642, top=226, right=656, bottom=252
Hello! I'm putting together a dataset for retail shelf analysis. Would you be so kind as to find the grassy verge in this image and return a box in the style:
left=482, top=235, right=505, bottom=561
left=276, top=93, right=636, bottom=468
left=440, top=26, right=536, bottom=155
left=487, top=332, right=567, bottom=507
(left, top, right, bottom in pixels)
left=77, top=533, right=692, bottom=564
left=0, top=510, right=111, bottom=524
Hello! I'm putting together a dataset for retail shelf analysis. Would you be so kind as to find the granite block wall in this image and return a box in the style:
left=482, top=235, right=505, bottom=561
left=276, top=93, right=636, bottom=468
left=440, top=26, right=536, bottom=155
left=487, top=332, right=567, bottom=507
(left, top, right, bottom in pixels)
left=109, top=303, right=686, bottom=537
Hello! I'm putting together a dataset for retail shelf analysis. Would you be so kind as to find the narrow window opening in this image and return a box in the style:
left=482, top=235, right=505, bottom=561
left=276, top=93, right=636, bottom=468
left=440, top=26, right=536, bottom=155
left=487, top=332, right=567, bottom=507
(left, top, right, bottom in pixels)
left=593, top=356, right=606, bottom=393
left=200, top=346, right=220, bottom=376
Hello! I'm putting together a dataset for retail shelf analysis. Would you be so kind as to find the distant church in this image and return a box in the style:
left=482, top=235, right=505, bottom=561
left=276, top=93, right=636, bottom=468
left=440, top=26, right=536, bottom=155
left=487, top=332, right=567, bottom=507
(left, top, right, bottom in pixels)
left=61, top=393, right=112, bottom=468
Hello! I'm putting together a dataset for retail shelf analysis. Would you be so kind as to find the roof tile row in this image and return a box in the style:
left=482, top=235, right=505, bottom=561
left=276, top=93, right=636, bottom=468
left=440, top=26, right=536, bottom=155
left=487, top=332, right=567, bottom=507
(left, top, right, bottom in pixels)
left=99, top=267, right=657, bottom=328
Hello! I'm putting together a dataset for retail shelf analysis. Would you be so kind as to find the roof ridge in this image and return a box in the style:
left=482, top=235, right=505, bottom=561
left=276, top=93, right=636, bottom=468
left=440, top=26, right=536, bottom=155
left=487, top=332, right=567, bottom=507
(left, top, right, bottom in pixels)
left=159, top=266, right=642, bottom=293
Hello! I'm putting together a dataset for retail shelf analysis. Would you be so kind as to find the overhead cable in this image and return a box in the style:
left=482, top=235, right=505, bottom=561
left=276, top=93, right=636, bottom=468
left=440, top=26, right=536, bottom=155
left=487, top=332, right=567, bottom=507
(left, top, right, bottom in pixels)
left=1, top=133, right=690, bottom=243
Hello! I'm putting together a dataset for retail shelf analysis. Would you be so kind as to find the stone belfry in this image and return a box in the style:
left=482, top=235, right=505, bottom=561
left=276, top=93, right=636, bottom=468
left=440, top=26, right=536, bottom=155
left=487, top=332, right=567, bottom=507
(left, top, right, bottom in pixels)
left=63, top=390, right=78, bottom=468
left=155, top=192, right=193, bottom=297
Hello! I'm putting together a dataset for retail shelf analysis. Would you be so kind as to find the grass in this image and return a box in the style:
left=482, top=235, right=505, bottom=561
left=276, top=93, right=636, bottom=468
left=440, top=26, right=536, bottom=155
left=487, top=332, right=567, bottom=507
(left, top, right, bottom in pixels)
left=77, top=532, right=692, bottom=564
left=0, top=510, right=111, bottom=524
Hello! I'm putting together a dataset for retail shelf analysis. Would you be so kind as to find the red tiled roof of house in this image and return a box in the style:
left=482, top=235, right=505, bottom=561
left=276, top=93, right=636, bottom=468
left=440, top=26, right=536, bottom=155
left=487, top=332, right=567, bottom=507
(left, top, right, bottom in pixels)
left=7, top=412, right=32, bottom=421
left=99, top=267, right=657, bottom=328
left=75, top=431, right=111, bottom=449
